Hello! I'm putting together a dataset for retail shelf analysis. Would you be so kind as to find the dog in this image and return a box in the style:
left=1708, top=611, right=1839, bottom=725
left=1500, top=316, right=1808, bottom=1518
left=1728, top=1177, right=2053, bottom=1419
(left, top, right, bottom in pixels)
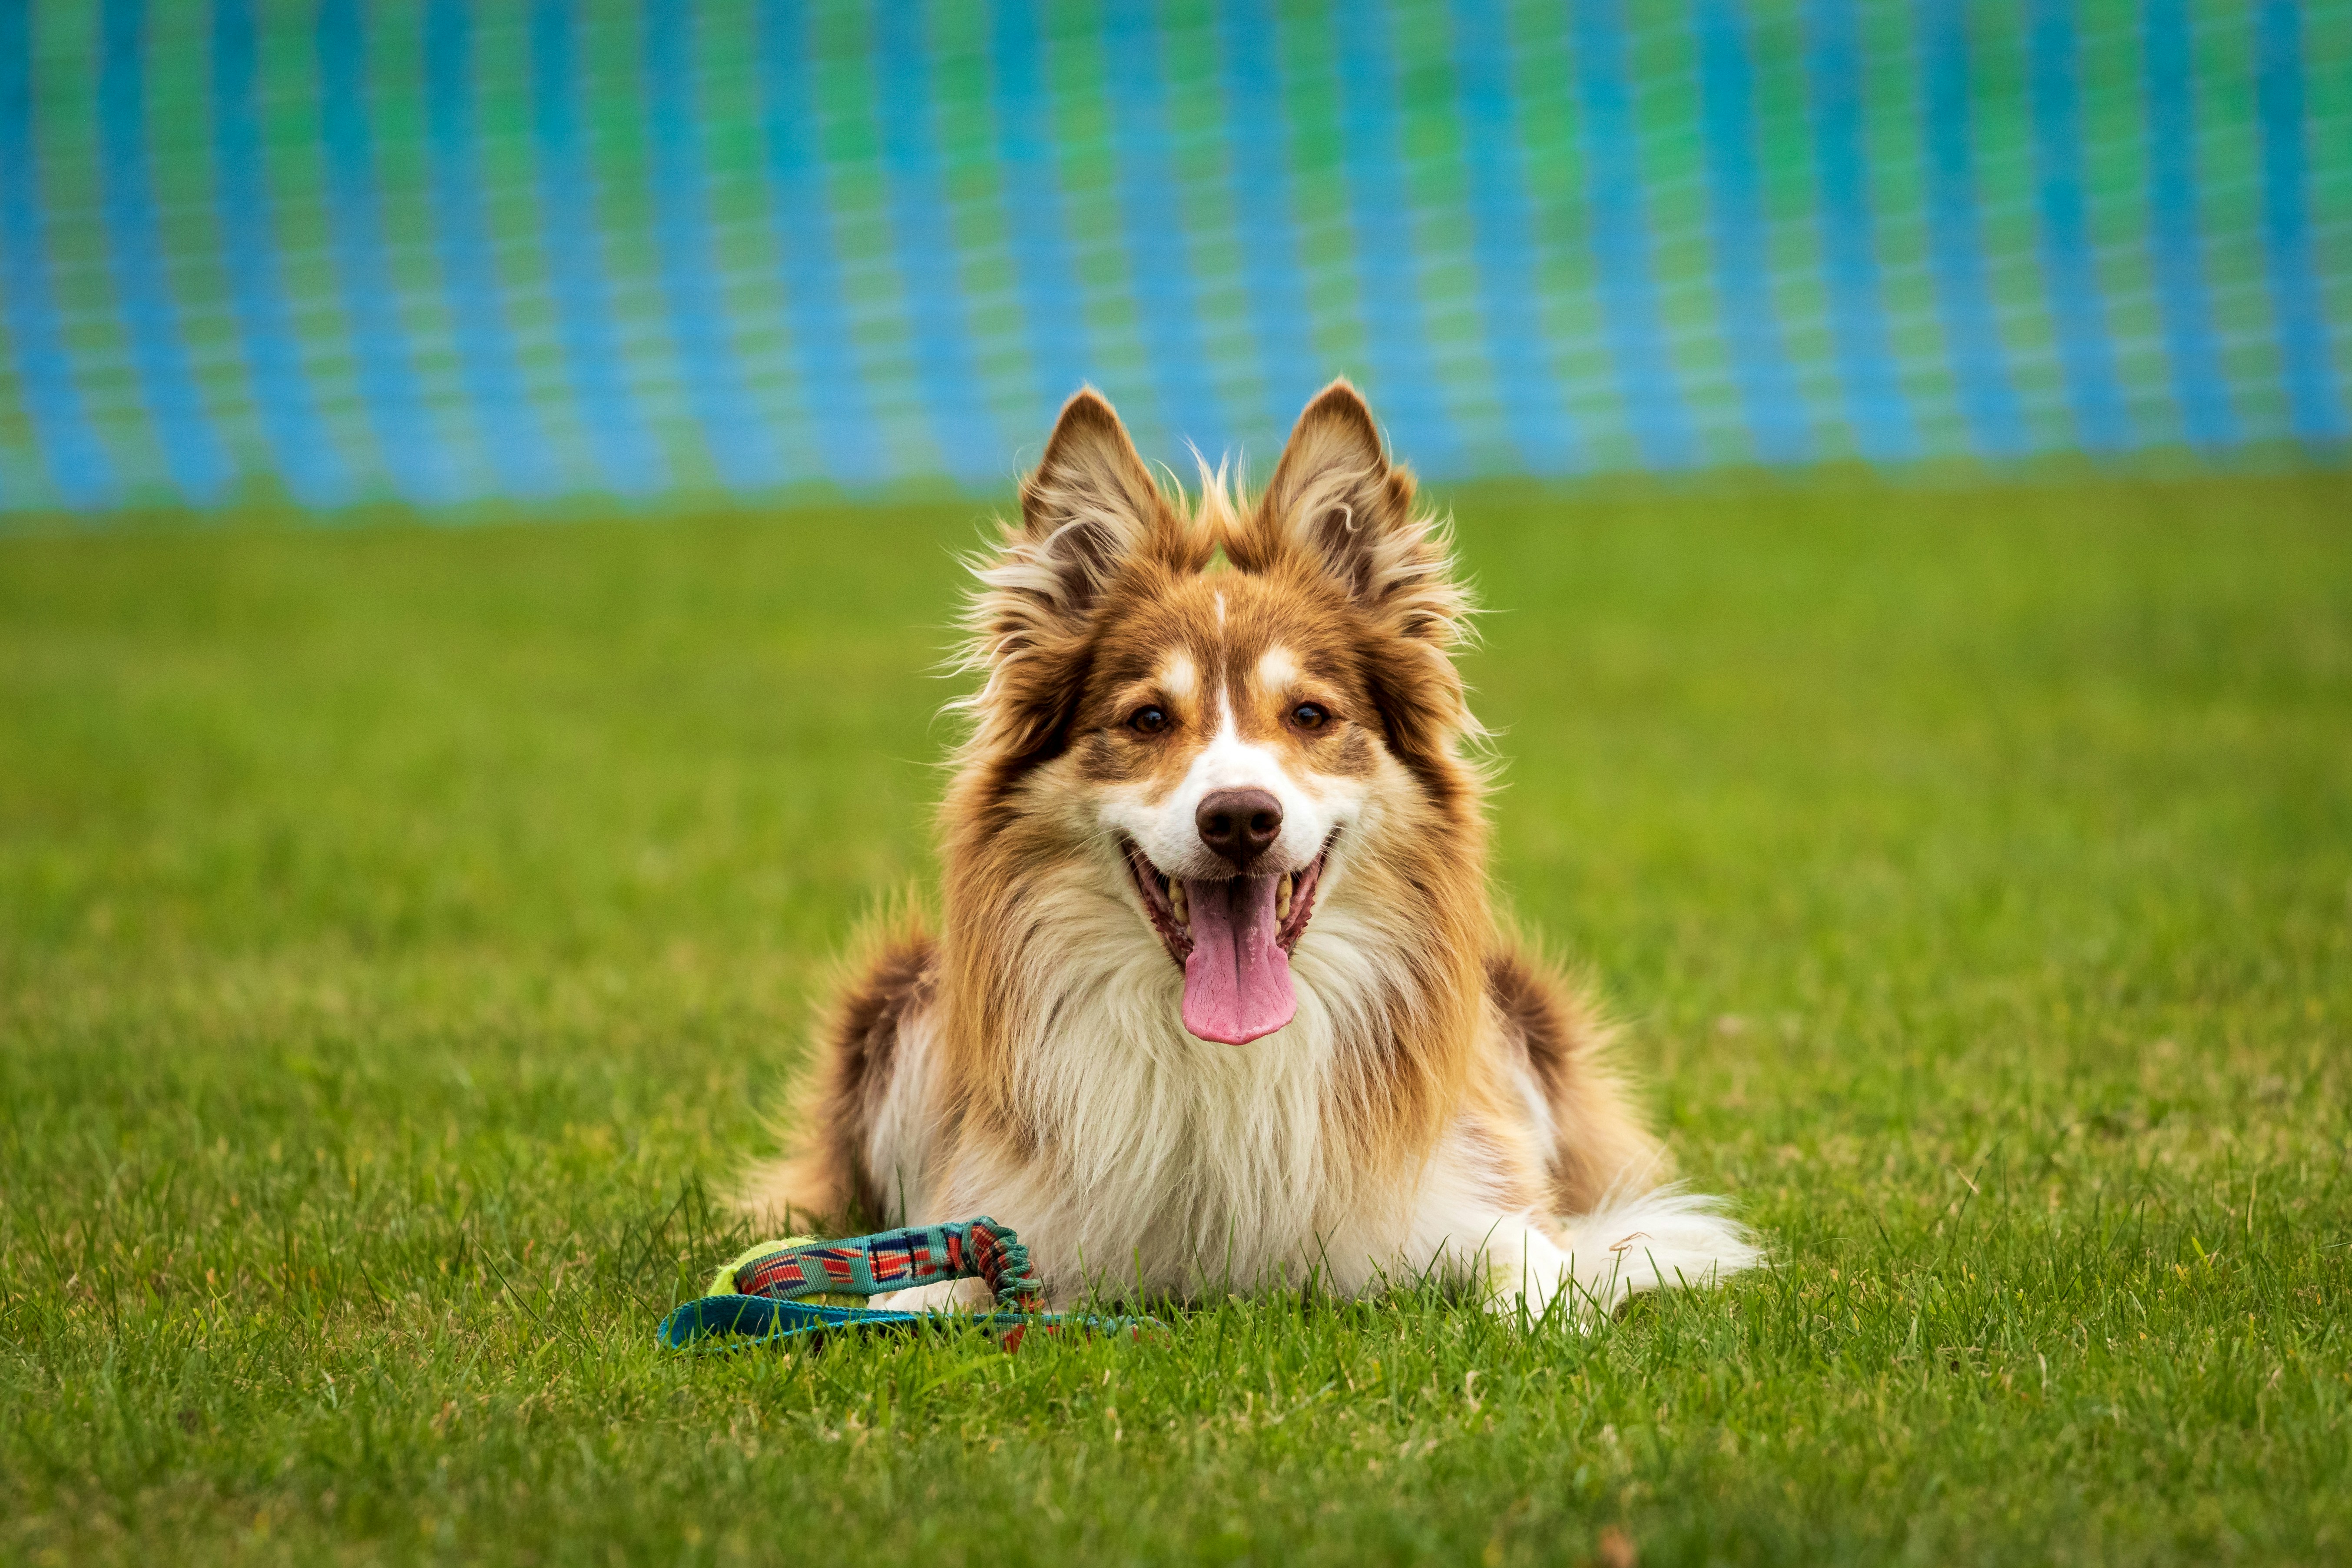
left=744, top=381, right=1756, bottom=1317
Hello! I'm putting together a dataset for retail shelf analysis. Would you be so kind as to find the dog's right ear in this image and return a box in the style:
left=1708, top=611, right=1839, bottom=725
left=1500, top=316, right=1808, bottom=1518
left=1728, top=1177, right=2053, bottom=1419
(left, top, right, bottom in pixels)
left=957, top=390, right=1194, bottom=767
left=1005, top=388, right=1171, bottom=625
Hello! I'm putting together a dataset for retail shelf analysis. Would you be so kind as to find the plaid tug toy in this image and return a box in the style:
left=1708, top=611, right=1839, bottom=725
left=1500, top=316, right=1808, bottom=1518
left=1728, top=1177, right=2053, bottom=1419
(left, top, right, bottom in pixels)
left=657, top=1217, right=1158, bottom=1353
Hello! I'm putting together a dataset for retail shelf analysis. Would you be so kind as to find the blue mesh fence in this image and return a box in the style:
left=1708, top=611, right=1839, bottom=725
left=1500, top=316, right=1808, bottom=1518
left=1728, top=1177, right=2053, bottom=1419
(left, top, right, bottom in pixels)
left=0, top=0, right=2346, bottom=515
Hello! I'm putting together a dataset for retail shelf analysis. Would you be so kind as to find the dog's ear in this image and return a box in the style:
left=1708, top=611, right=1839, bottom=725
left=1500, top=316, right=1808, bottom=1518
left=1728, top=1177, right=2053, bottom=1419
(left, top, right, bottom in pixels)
left=1006, top=388, right=1172, bottom=620
left=957, top=390, right=1196, bottom=768
left=1241, top=380, right=1468, bottom=649
left=1234, top=381, right=1481, bottom=794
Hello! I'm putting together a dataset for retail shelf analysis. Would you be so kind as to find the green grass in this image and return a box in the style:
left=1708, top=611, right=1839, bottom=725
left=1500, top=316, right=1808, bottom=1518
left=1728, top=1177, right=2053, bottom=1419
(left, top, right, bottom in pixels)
left=3, top=471, right=2349, bottom=1566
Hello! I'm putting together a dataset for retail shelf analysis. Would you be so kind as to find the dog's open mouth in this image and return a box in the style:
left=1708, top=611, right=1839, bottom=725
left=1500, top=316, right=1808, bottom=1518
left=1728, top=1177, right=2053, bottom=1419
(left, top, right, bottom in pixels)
left=1123, top=836, right=1331, bottom=1047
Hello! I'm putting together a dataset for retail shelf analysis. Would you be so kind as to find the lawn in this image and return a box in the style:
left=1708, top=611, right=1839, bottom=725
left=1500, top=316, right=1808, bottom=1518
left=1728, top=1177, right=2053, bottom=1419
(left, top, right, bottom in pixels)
left=2, top=471, right=2348, bottom=1566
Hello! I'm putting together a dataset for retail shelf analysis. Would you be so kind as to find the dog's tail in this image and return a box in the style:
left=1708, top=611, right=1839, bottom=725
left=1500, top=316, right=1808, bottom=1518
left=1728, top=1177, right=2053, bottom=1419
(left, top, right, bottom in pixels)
left=1554, top=1183, right=1762, bottom=1315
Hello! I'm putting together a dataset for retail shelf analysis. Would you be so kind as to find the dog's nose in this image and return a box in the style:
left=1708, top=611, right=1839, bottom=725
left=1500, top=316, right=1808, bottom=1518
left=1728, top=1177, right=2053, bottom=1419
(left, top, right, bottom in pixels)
left=1196, top=788, right=1283, bottom=869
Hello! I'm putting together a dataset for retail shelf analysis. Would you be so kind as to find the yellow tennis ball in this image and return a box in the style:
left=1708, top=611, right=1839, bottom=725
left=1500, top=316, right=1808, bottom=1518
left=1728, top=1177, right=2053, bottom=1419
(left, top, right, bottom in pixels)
left=708, top=1236, right=865, bottom=1308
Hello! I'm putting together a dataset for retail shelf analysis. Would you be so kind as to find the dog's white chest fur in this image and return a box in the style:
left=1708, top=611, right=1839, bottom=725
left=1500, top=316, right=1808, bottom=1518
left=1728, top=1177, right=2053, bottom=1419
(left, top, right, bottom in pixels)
left=888, top=888, right=1421, bottom=1301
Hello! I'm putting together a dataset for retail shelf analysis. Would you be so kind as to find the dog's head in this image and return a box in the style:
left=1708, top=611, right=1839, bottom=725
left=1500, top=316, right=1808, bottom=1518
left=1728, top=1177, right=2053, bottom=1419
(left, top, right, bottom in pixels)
left=949, top=382, right=1484, bottom=1047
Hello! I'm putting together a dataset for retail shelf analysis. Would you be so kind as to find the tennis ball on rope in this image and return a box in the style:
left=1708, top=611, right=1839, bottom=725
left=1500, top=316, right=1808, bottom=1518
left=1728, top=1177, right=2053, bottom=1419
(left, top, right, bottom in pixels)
left=707, top=1236, right=866, bottom=1309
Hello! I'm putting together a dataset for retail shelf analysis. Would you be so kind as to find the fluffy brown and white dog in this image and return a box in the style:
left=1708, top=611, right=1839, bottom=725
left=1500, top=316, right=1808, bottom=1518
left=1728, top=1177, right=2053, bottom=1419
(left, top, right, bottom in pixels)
left=744, top=382, right=1756, bottom=1318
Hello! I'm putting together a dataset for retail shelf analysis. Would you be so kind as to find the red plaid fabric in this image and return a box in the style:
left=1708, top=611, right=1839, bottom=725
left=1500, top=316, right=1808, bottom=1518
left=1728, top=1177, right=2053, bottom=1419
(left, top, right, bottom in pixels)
left=733, top=1218, right=1042, bottom=1309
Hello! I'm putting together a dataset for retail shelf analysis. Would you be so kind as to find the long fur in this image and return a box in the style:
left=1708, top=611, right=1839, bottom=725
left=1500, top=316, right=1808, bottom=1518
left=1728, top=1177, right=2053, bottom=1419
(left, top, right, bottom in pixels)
left=744, top=382, right=1758, bottom=1318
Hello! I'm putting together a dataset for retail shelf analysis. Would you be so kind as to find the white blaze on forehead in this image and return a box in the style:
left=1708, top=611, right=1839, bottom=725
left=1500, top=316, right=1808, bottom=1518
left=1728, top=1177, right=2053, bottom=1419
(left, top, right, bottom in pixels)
left=1255, top=645, right=1300, bottom=694
left=1159, top=650, right=1199, bottom=700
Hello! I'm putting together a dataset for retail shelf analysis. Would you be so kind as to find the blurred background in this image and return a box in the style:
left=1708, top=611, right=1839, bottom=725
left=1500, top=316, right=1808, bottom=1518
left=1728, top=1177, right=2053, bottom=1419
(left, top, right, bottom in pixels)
left=1, top=0, right=2345, bottom=517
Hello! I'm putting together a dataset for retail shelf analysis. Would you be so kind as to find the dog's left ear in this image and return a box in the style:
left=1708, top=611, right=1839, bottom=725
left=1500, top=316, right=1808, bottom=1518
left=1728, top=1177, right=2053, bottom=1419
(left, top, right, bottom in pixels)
left=1241, top=380, right=1467, bottom=650
left=1236, top=381, right=1480, bottom=787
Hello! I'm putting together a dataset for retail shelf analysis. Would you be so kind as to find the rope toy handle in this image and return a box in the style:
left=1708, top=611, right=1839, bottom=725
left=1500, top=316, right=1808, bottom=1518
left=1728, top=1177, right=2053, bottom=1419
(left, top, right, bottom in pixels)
left=729, top=1217, right=1043, bottom=1312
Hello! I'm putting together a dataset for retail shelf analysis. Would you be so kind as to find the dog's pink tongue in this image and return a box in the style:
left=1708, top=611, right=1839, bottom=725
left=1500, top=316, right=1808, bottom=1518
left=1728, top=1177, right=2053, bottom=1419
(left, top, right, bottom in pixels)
left=1180, top=875, right=1296, bottom=1045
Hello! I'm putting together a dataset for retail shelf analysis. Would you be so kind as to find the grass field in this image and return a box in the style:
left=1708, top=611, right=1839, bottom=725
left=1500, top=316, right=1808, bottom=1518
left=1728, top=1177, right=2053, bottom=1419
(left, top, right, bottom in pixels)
left=3, top=471, right=2349, bottom=1566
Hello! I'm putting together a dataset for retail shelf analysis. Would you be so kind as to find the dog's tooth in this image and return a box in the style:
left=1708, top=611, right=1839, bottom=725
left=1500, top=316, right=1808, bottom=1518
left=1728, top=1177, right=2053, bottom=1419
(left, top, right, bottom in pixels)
left=1169, top=880, right=1189, bottom=927
left=1276, top=874, right=1293, bottom=922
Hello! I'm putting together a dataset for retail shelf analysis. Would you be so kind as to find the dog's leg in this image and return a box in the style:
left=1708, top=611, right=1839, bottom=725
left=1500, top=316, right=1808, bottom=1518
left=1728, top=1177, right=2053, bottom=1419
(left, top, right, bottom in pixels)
left=1455, top=1192, right=1759, bottom=1321
left=1544, top=1187, right=1762, bottom=1312
left=871, top=1276, right=997, bottom=1314
left=1468, top=1220, right=1592, bottom=1320
left=1408, top=1187, right=1758, bottom=1323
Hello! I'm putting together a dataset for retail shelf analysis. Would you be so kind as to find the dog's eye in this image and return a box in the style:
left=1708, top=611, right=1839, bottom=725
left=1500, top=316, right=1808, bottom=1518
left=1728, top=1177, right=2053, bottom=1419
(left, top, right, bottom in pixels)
left=1291, top=703, right=1329, bottom=731
left=1129, top=706, right=1169, bottom=735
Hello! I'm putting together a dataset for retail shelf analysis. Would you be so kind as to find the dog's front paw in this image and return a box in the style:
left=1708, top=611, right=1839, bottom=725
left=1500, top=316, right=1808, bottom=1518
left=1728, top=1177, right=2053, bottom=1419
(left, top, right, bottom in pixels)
left=871, top=1276, right=998, bottom=1314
